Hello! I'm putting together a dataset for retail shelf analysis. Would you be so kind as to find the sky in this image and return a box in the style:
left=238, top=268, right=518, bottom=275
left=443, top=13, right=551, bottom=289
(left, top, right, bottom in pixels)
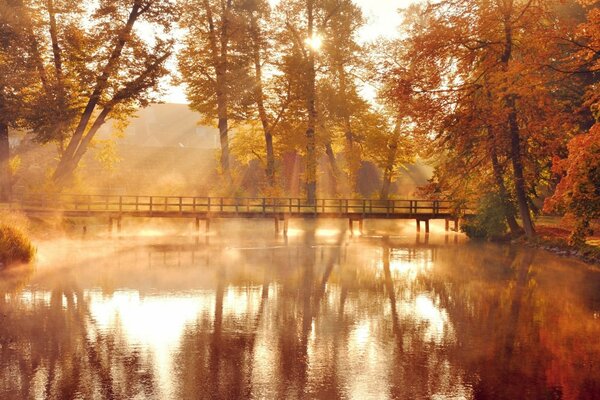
left=162, top=0, right=418, bottom=104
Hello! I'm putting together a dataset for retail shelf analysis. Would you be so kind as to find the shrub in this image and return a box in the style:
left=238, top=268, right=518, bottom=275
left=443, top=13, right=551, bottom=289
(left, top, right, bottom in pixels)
left=0, top=224, right=35, bottom=267
left=461, top=192, right=508, bottom=240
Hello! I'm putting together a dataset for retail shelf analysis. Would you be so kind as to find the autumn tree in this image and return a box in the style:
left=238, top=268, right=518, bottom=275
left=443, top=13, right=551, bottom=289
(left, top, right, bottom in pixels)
left=179, top=0, right=252, bottom=179
left=21, top=0, right=180, bottom=186
left=544, top=0, right=600, bottom=245
left=387, top=0, right=579, bottom=238
left=318, top=0, right=367, bottom=195
left=0, top=0, right=37, bottom=201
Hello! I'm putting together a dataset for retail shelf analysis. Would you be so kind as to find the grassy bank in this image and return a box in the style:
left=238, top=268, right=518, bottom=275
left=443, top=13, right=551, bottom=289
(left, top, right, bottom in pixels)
left=0, top=224, right=35, bottom=267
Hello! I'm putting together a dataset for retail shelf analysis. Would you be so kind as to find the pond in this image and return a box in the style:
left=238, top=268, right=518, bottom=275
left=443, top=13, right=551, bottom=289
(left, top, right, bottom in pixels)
left=1, top=221, right=599, bottom=399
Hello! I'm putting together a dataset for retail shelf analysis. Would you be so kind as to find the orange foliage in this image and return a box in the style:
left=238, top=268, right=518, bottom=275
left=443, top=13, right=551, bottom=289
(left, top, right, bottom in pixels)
left=544, top=124, right=600, bottom=244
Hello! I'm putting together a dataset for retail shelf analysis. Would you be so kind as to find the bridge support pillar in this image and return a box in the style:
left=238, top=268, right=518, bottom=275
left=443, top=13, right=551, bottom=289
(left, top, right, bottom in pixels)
left=283, top=218, right=289, bottom=237
left=445, top=219, right=450, bottom=232
left=454, top=218, right=459, bottom=232
left=358, top=219, right=364, bottom=234
left=416, top=219, right=430, bottom=233
left=108, top=217, right=113, bottom=235
left=117, top=217, right=122, bottom=234
left=274, top=217, right=279, bottom=234
left=195, top=217, right=200, bottom=234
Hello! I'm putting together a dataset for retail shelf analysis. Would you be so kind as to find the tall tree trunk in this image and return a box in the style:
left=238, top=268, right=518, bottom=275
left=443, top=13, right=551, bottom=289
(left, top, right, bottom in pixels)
left=325, top=142, right=339, bottom=195
left=0, top=122, right=10, bottom=202
left=508, top=101, right=535, bottom=237
left=249, top=11, right=275, bottom=187
left=217, top=112, right=229, bottom=175
left=47, top=0, right=62, bottom=79
left=380, top=123, right=401, bottom=200
left=486, top=126, right=522, bottom=235
left=501, top=13, right=535, bottom=238
left=305, top=0, right=317, bottom=203
left=338, top=63, right=359, bottom=194
left=204, top=0, right=232, bottom=177
left=47, top=0, right=68, bottom=149
left=53, top=2, right=141, bottom=184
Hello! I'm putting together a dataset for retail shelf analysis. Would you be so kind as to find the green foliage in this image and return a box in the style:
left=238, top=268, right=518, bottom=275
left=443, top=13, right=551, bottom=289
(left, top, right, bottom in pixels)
left=461, top=192, right=508, bottom=241
left=0, top=224, right=35, bottom=267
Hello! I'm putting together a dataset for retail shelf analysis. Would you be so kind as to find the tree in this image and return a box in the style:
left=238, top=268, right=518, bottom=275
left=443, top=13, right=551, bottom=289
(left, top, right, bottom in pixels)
left=274, top=0, right=330, bottom=202
left=543, top=0, right=600, bottom=245
left=31, top=0, right=179, bottom=186
left=318, top=0, right=366, bottom=195
left=544, top=126, right=600, bottom=245
left=0, top=0, right=38, bottom=201
left=385, top=0, right=579, bottom=238
left=179, top=0, right=252, bottom=179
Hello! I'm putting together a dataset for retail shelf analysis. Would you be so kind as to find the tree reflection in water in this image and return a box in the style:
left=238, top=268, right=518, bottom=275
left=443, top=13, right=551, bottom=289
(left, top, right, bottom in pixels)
left=1, top=231, right=600, bottom=400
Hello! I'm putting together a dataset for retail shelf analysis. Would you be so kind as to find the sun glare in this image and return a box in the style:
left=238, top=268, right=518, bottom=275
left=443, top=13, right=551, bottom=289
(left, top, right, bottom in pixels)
left=305, top=34, right=323, bottom=50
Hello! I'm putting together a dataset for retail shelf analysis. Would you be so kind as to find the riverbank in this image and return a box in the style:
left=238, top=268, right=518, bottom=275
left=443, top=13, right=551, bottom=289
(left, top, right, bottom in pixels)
left=0, top=224, right=35, bottom=268
left=519, top=218, right=600, bottom=266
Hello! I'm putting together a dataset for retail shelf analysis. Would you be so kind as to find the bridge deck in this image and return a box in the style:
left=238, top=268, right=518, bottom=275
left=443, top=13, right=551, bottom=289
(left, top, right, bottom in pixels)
left=14, top=195, right=464, bottom=220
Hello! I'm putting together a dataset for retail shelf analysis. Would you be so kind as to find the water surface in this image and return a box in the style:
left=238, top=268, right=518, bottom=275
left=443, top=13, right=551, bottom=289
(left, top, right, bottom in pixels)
left=1, top=225, right=600, bottom=399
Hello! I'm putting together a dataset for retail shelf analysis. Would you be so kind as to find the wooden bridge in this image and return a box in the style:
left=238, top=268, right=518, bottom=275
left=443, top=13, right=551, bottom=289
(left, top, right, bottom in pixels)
left=13, top=194, right=466, bottom=235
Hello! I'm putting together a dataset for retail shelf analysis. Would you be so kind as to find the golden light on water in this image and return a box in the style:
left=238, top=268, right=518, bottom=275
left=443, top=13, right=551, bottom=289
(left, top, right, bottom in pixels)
left=8, top=234, right=596, bottom=399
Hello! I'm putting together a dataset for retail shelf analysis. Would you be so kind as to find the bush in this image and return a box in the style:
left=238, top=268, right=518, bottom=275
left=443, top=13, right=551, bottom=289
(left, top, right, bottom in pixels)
left=0, top=224, right=35, bottom=267
left=461, top=192, right=508, bottom=240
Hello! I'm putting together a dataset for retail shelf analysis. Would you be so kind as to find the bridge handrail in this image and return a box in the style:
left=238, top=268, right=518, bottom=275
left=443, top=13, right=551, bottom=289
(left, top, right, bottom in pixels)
left=15, top=194, right=468, bottom=216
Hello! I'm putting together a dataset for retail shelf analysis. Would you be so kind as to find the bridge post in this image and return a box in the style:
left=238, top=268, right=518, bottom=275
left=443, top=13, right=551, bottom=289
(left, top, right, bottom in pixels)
left=348, top=219, right=353, bottom=236
left=283, top=218, right=289, bottom=237
left=274, top=217, right=280, bottom=234
left=445, top=218, right=450, bottom=231
left=425, top=219, right=430, bottom=234
left=454, top=218, right=459, bottom=232
left=205, top=218, right=210, bottom=234
left=117, top=218, right=122, bottom=234
left=358, top=219, right=364, bottom=235
left=195, top=217, right=200, bottom=235
left=416, top=219, right=421, bottom=233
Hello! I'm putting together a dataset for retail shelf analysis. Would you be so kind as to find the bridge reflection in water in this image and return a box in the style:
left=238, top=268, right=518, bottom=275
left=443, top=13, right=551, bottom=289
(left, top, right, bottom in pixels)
left=1, top=230, right=600, bottom=400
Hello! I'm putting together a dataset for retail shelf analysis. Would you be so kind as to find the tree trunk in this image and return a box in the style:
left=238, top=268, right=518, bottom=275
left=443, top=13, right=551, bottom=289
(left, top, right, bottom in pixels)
left=249, top=11, right=275, bottom=187
left=508, top=101, right=535, bottom=237
left=501, top=13, right=535, bottom=238
left=338, top=64, right=359, bottom=194
left=380, top=168, right=393, bottom=201
left=325, top=142, right=339, bottom=195
left=204, top=0, right=232, bottom=177
left=305, top=0, right=317, bottom=203
left=0, top=122, right=10, bottom=202
left=53, top=2, right=141, bottom=184
left=217, top=114, right=230, bottom=175
left=380, top=123, right=401, bottom=200
left=486, top=126, right=521, bottom=235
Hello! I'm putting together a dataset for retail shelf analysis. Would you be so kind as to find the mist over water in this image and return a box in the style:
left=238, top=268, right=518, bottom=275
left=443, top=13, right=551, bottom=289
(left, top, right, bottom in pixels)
left=1, top=222, right=600, bottom=400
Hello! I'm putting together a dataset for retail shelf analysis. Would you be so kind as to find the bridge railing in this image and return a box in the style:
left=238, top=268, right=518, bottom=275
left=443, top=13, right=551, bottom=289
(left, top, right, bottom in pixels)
left=17, top=195, right=464, bottom=216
